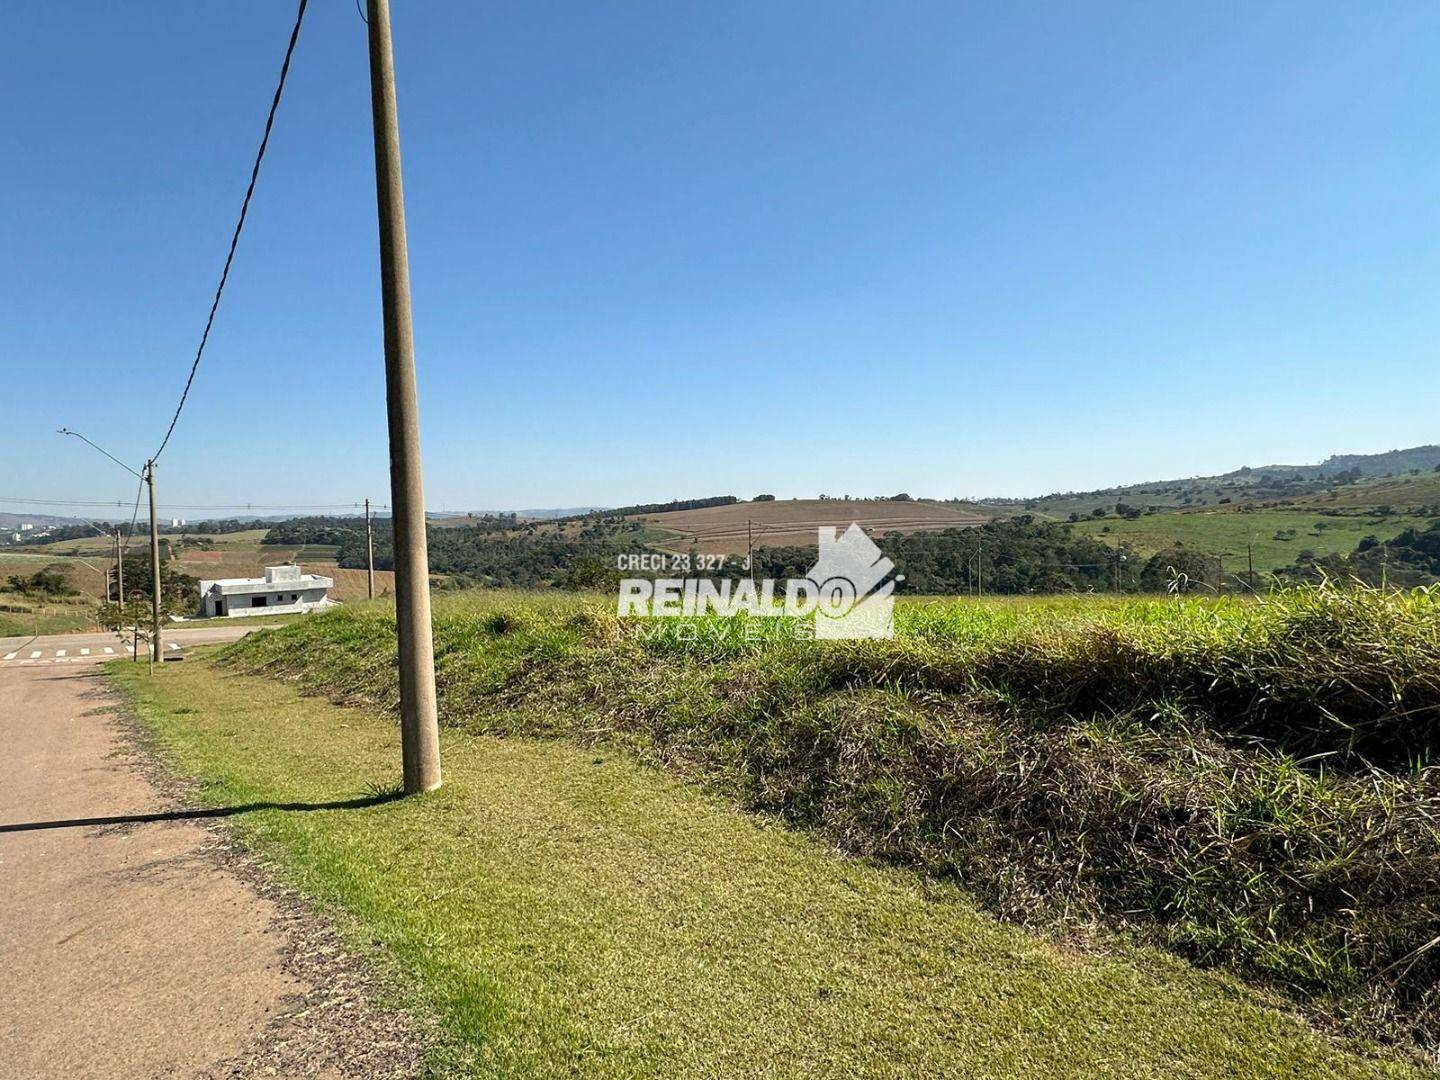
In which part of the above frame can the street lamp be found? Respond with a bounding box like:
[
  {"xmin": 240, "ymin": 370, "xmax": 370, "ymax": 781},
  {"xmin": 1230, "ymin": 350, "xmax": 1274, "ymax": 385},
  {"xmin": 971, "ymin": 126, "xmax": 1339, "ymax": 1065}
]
[{"xmin": 57, "ymin": 429, "xmax": 162, "ymax": 671}]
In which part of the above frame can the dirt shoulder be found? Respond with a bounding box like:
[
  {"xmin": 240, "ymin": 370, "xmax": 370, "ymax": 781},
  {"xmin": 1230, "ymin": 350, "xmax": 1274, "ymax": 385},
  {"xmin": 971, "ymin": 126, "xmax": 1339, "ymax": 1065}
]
[{"xmin": 0, "ymin": 658, "xmax": 424, "ymax": 1079}]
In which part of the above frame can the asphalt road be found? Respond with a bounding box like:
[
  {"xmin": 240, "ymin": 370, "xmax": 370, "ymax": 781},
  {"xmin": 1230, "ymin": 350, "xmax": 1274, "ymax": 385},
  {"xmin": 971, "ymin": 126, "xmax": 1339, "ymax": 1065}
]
[{"xmin": 0, "ymin": 622, "xmax": 273, "ymax": 667}]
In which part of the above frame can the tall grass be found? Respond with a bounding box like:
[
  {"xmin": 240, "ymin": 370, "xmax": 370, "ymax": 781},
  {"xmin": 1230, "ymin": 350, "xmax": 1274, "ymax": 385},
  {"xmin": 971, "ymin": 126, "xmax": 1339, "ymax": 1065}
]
[{"xmin": 220, "ymin": 584, "xmax": 1440, "ymax": 1052}]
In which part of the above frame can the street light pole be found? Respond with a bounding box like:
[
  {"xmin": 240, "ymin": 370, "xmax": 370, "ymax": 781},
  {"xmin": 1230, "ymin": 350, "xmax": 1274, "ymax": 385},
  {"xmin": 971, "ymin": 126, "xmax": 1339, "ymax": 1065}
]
[
  {"xmin": 367, "ymin": 0, "xmax": 441, "ymax": 793},
  {"xmin": 57, "ymin": 428, "xmax": 151, "ymax": 666}
]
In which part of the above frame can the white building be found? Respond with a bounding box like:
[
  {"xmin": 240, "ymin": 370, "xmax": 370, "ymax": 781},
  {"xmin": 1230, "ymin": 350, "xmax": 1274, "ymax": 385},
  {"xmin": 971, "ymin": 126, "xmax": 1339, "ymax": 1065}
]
[{"xmin": 197, "ymin": 565, "xmax": 338, "ymax": 618}]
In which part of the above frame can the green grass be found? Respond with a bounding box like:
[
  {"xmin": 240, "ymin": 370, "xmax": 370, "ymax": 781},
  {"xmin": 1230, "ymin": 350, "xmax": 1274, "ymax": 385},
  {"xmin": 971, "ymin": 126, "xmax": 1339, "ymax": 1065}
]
[
  {"xmin": 213, "ymin": 586, "xmax": 1440, "ymax": 1054},
  {"xmin": 111, "ymin": 658, "xmax": 1425, "ymax": 1078},
  {"xmin": 1074, "ymin": 508, "xmax": 1431, "ymax": 572},
  {"xmin": 0, "ymin": 604, "xmax": 94, "ymax": 639},
  {"xmin": 0, "ymin": 599, "xmax": 97, "ymax": 637}
]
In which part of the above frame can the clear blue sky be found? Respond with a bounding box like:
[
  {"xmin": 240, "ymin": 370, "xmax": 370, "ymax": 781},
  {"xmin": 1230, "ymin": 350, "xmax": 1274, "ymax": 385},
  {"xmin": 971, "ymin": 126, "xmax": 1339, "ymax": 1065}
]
[{"xmin": 4, "ymin": 2, "xmax": 1437, "ymax": 516}]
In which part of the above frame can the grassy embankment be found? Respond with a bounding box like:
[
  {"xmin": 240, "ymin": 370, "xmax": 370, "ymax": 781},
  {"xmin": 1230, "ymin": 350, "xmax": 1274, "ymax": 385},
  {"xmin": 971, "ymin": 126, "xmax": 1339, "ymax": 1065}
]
[
  {"xmin": 114, "ymin": 586, "xmax": 1440, "ymax": 1072},
  {"xmin": 0, "ymin": 553, "xmax": 103, "ymax": 635},
  {"xmin": 0, "ymin": 597, "xmax": 97, "ymax": 637},
  {"xmin": 116, "ymin": 654, "xmax": 1419, "ymax": 1078}
]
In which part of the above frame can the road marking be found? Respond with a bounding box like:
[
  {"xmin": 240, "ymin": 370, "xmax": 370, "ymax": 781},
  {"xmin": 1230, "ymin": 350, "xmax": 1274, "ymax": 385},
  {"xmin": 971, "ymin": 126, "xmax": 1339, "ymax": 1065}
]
[
  {"xmin": 80, "ymin": 648, "xmax": 91, "ymax": 656},
  {"xmin": 3, "ymin": 653, "xmax": 15, "ymax": 661},
  {"xmin": 29, "ymin": 651, "xmax": 42, "ymax": 659},
  {"xmin": 55, "ymin": 650, "xmax": 66, "ymax": 657},
  {"xmin": 103, "ymin": 647, "xmax": 114, "ymax": 655}
]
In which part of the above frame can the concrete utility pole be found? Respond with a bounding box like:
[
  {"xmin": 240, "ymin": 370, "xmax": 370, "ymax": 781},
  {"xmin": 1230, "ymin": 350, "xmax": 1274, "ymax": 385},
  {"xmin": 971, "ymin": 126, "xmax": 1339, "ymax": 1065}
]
[
  {"xmin": 146, "ymin": 461, "xmax": 162, "ymax": 674},
  {"xmin": 365, "ymin": 497, "xmax": 376, "ymax": 600},
  {"xmin": 367, "ymin": 0, "xmax": 441, "ymax": 794},
  {"xmin": 114, "ymin": 529, "xmax": 124, "ymax": 622}
]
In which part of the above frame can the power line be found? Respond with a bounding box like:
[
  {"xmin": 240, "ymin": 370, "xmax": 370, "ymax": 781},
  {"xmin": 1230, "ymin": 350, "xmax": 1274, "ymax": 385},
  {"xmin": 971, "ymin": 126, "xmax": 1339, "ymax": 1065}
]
[
  {"xmin": 0, "ymin": 496, "xmax": 387, "ymax": 512},
  {"xmin": 151, "ymin": 0, "xmax": 310, "ymax": 464},
  {"xmin": 119, "ymin": 476, "xmax": 146, "ymax": 557}
]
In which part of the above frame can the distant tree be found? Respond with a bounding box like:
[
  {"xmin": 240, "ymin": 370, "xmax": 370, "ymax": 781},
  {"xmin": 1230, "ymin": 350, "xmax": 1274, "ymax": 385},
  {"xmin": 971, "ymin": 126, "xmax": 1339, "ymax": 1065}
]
[
  {"xmin": 5, "ymin": 568, "xmax": 75, "ymax": 597},
  {"xmin": 752, "ymin": 494, "xmax": 776, "ymax": 502},
  {"xmin": 1139, "ymin": 547, "xmax": 1220, "ymax": 594}
]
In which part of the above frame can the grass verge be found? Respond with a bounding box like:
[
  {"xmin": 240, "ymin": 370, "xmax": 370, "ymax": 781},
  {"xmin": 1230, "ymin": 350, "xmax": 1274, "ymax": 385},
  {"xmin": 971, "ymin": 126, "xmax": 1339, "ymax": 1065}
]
[
  {"xmin": 112, "ymin": 658, "xmax": 1423, "ymax": 1078},
  {"xmin": 216, "ymin": 585, "xmax": 1440, "ymax": 1054}
]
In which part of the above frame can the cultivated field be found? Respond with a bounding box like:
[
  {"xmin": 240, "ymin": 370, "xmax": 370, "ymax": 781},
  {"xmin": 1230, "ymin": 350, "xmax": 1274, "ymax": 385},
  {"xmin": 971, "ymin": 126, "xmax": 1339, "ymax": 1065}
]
[{"xmin": 634, "ymin": 498, "xmax": 989, "ymax": 554}]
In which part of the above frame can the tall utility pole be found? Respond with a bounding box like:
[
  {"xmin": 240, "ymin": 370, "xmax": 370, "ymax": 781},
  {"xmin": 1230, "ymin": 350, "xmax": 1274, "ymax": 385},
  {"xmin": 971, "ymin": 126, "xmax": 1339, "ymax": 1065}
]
[
  {"xmin": 114, "ymin": 529, "xmax": 124, "ymax": 622},
  {"xmin": 146, "ymin": 461, "xmax": 162, "ymax": 674},
  {"xmin": 365, "ymin": 497, "xmax": 376, "ymax": 600},
  {"xmin": 367, "ymin": 0, "xmax": 441, "ymax": 794}
]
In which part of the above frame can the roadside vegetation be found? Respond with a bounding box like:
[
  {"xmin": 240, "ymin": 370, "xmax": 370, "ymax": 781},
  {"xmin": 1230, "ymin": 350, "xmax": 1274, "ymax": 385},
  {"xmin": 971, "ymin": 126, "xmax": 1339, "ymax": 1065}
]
[
  {"xmin": 212, "ymin": 585, "xmax": 1440, "ymax": 1059},
  {"xmin": 0, "ymin": 564, "xmax": 98, "ymax": 636},
  {"xmin": 115, "ymin": 652, "xmax": 1424, "ymax": 1077}
]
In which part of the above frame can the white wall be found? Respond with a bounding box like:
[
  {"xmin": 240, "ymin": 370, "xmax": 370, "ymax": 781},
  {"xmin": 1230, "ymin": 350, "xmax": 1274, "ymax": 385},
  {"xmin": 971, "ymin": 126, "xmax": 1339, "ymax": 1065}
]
[{"xmin": 206, "ymin": 587, "xmax": 331, "ymax": 618}]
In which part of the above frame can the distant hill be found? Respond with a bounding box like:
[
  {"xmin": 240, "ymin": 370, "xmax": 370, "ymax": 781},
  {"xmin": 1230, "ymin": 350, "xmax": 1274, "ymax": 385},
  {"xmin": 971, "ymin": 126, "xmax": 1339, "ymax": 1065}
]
[
  {"xmin": 1237, "ymin": 445, "xmax": 1440, "ymax": 480},
  {"xmin": 632, "ymin": 499, "xmax": 990, "ymax": 555},
  {"xmin": 429, "ymin": 507, "xmax": 610, "ymax": 521},
  {"xmin": 0, "ymin": 512, "xmax": 87, "ymax": 531},
  {"xmin": 979, "ymin": 444, "xmax": 1440, "ymax": 519}
]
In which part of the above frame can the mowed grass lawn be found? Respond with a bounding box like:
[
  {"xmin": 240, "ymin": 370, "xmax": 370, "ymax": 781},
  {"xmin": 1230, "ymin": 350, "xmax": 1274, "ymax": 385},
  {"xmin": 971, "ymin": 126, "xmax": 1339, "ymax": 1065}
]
[
  {"xmin": 1074, "ymin": 507, "xmax": 1431, "ymax": 572},
  {"xmin": 111, "ymin": 659, "xmax": 1421, "ymax": 1078}
]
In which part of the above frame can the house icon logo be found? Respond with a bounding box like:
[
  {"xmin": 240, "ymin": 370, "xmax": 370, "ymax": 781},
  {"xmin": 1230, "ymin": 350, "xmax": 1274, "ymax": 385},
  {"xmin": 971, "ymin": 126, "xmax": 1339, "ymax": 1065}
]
[{"xmin": 804, "ymin": 524, "xmax": 898, "ymax": 639}]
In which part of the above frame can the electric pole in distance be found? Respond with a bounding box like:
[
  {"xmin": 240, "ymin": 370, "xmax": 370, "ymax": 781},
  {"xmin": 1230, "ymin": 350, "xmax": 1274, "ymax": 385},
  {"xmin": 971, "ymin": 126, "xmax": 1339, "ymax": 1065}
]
[
  {"xmin": 146, "ymin": 461, "xmax": 162, "ymax": 674},
  {"xmin": 365, "ymin": 497, "xmax": 375, "ymax": 600},
  {"xmin": 367, "ymin": 0, "xmax": 442, "ymax": 793}
]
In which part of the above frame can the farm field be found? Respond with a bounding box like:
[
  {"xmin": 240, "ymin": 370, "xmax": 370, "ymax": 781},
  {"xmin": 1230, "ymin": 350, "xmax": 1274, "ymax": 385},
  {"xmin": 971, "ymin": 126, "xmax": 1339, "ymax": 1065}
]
[
  {"xmin": 1074, "ymin": 507, "xmax": 1432, "ymax": 573},
  {"xmin": 113, "ymin": 613, "xmax": 1430, "ymax": 1077},
  {"xmin": 634, "ymin": 498, "xmax": 989, "ymax": 554}
]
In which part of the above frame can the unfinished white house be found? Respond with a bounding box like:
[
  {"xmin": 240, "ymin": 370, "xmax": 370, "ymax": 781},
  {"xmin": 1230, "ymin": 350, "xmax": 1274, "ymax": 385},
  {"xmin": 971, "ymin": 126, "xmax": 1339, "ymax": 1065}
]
[{"xmin": 197, "ymin": 565, "xmax": 338, "ymax": 619}]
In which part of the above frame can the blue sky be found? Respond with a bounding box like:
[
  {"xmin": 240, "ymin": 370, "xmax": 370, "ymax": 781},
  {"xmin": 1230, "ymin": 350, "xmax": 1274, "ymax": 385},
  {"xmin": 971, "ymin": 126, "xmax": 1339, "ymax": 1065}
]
[{"xmin": 3, "ymin": 2, "xmax": 1437, "ymax": 516}]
